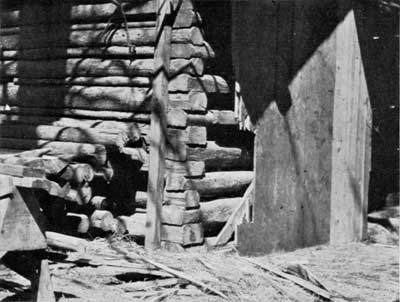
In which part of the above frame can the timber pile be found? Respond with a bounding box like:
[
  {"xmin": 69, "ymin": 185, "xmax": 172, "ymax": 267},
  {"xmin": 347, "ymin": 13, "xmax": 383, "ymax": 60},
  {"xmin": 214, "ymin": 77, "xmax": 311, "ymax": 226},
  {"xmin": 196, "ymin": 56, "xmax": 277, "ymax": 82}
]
[{"xmin": 0, "ymin": 0, "xmax": 253, "ymax": 247}]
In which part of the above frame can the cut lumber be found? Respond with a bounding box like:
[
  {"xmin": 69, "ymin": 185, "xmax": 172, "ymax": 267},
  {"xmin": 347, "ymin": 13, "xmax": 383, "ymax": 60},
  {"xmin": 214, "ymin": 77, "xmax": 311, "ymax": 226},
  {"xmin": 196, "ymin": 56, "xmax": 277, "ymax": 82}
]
[
  {"xmin": 213, "ymin": 181, "xmax": 254, "ymax": 247},
  {"xmin": 0, "ymin": 0, "xmax": 195, "ymax": 27},
  {"xmin": 161, "ymin": 223, "xmax": 203, "ymax": 246},
  {"xmin": 0, "ymin": 83, "xmax": 207, "ymax": 112},
  {"xmin": 90, "ymin": 210, "xmax": 114, "ymax": 231},
  {"xmin": 0, "ymin": 163, "xmax": 45, "ymax": 178},
  {"xmin": 0, "ymin": 43, "xmax": 215, "ymax": 60},
  {"xmin": 45, "ymin": 231, "xmax": 88, "ymax": 253},
  {"xmin": 1, "ymin": 58, "xmax": 204, "ymax": 78},
  {"xmin": 65, "ymin": 213, "xmax": 90, "ymax": 234},
  {"xmin": 0, "ymin": 27, "xmax": 204, "ymax": 50},
  {"xmin": 161, "ymin": 205, "xmax": 201, "ymax": 225},
  {"xmin": 166, "ymin": 171, "xmax": 253, "ymax": 196},
  {"xmin": 0, "ymin": 123, "xmax": 129, "ymax": 147}
]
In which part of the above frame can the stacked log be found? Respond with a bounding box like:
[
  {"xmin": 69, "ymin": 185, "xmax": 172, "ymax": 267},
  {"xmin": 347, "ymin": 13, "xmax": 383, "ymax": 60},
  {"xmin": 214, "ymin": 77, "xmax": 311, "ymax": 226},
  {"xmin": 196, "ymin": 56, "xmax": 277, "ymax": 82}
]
[{"xmin": 0, "ymin": 0, "xmax": 254, "ymax": 246}]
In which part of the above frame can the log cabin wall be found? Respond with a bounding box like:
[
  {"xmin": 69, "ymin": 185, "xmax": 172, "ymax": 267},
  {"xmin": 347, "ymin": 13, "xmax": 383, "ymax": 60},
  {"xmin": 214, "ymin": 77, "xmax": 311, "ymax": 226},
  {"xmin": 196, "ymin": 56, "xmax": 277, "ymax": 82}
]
[{"xmin": 0, "ymin": 0, "xmax": 254, "ymax": 247}]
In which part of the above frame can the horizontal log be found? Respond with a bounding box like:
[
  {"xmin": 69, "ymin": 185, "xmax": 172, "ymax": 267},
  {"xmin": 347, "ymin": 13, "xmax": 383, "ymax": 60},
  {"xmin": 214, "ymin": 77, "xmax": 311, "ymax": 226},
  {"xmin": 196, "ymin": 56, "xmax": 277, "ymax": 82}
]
[
  {"xmin": 0, "ymin": 83, "xmax": 207, "ymax": 112},
  {"xmin": 60, "ymin": 163, "xmax": 95, "ymax": 184},
  {"xmin": 0, "ymin": 0, "xmax": 195, "ymax": 27},
  {"xmin": 65, "ymin": 184, "xmax": 92, "ymax": 205},
  {"xmin": 0, "ymin": 137, "xmax": 107, "ymax": 163},
  {"xmin": 64, "ymin": 213, "xmax": 90, "ymax": 234},
  {"xmin": 1, "ymin": 58, "xmax": 204, "ymax": 78},
  {"xmin": 0, "ymin": 163, "xmax": 45, "ymax": 178},
  {"xmin": 134, "ymin": 190, "xmax": 200, "ymax": 209},
  {"xmin": 161, "ymin": 205, "xmax": 201, "ymax": 225},
  {"xmin": 200, "ymin": 197, "xmax": 242, "ymax": 224},
  {"xmin": 0, "ymin": 43, "xmax": 215, "ymax": 60},
  {"xmin": 0, "ymin": 123, "xmax": 130, "ymax": 147},
  {"xmin": 0, "ymin": 107, "xmax": 189, "ymax": 127},
  {"xmin": 45, "ymin": 231, "xmax": 88, "ymax": 252},
  {"xmin": 166, "ymin": 171, "xmax": 253, "ymax": 197},
  {"xmin": 187, "ymin": 141, "xmax": 253, "ymax": 170},
  {"xmin": 187, "ymin": 111, "xmax": 237, "ymax": 126},
  {"xmin": 0, "ymin": 27, "xmax": 204, "ymax": 50}
]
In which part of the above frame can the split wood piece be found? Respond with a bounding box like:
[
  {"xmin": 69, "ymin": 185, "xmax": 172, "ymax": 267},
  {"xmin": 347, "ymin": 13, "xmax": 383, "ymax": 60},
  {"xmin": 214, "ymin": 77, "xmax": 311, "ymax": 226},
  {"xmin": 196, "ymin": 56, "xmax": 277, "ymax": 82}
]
[
  {"xmin": 0, "ymin": 138, "xmax": 107, "ymax": 165},
  {"xmin": 161, "ymin": 205, "xmax": 201, "ymax": 225},
  {"xmin": 0, "ymin": 0, "xmax": 195, "ymax": 27},
  {"xmin": 161, "ymin": 223, "xmax": 203, "ymax": 246},
  {"xmin": 166, "ymin": 171, "xmax": 253, "ymax": 196},
  {"xmin": 244, "ymin": 258, "xmax": 335, "ymax": 301},
  {"xmin": 0, "ymin": 43, "xmax": 215, "ymax": 60},
  {"xmin": 0, "ymin": 123, "xmax": 132, "ymax": 148},
  {"xmin": 45, "ymin": 231, "xmax": 88, "ymax": 253},
  {"xmin": 90, "ymin": 210, "xmax": 115, "ymax": 232},
  {"xmin": 213, "ymin": 180, "xmax": 254, "ymax": 247},
  {"xmin": 134, "ymin": 190, "xmax": 200, "ymax": 209},
  {"xmin": 187, "ymin": 142, "xmax": 252, "ymax": 170},
  {"xmin": 2, "ymin": 58, "xmax": 204, "ymax": 78},
  {"xmin": 0, "ymin": 155, "xmax": 69, "ymax": 176},
  {"xmin": 60, "ymin": 163, "xmax": 94, "ymax": 184},
  {"xmin": 0, "ymin": 27, "xmax": 204, "ymax": 50},
  {"xmin": 0, "ymin": 83, "xmax": 207, "ymax": 113},
  {"xmin": 12, "ymin": 177, "xmax": 70, "ymax": 198},
  {"xmin": 200, "ymin": 197, "xmax": 243, "ymax": 224},
  {"xmin": 0, "ymin": 107, "xmax": 189, "ymax": 128},
  {"xmin": 65, "ymin": 184, "xmax": 92, "ymax": 205},
  {"xmin": 112, "ymin": 246, "xmax": 227, "ymax": 298},
  {"xmin": 0, "ymin": 163, "xmax": 45, "ymax": 178},
  {"xmin": 65, "ymin": 213, "xmax": 90, "ymax": 234}
]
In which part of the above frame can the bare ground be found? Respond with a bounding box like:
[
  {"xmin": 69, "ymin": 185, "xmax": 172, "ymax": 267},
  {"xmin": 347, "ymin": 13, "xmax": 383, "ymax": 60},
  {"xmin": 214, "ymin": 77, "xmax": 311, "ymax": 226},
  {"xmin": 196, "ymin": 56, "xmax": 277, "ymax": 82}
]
[{"xmin": 0, "ymin": 240, "xmax": 398, "ymax": 302}]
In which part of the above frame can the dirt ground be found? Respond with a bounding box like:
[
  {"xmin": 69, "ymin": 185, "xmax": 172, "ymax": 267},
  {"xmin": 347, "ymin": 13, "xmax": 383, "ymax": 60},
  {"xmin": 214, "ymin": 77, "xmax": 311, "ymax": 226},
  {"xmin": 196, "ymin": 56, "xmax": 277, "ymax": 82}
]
[{"xmin": 0, "ymin": 240, "xmax": 398, "ymax": 302}]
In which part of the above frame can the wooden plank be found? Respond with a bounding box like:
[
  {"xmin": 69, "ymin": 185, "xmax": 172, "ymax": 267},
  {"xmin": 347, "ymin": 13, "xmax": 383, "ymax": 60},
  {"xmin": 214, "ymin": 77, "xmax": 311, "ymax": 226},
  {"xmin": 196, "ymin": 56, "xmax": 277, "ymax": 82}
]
[
  {"xmin": 0, "ymin": 26, "xmax": 204, "ymax": 50},
  {"xmin": 0, "ymin": 43, "xmax": 215, "ymax": 60},
  {"xmin": 0, "ymin": 83, "xmax": 207, "ymax": 112},
  {"xmin": 161, "ymin": 223, "xmax": 203, "ymax": 246},
  {"xmin": 145, "ymin": 0, "xmax": 172, "ymax": 250}
]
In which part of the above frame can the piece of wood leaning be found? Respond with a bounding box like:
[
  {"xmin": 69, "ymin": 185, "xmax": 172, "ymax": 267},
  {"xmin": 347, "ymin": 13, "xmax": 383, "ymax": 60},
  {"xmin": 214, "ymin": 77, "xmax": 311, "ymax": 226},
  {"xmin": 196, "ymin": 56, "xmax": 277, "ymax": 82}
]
[{"xmin": 145, "ymin": 0, "xmax": 172, "ymax": 250}]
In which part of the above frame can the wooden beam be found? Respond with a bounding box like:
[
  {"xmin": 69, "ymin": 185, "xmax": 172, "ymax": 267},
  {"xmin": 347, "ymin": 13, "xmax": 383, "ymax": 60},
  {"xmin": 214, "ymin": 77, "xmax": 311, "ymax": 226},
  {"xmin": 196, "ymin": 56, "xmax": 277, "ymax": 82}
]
[{"xmin": 145, "ymin": 0, "xmax": 172, "ymax": 250}]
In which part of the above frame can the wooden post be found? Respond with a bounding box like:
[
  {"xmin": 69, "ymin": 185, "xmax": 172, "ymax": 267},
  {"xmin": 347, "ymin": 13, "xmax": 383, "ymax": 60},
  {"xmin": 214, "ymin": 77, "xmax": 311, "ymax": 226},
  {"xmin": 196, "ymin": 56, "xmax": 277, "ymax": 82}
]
[{"xmin": 145, "ymin": 0, "xmax": 172, "ymax": 250}]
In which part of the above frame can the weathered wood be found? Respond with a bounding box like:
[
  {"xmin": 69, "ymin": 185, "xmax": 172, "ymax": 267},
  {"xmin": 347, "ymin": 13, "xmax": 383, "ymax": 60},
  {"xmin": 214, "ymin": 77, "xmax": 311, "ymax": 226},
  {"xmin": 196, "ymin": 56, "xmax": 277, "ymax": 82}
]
[
  {"xmin": 161, "ymin": 223, "xmax": 203, "ymax": 246},
  {"xmin": 0, "ymin": 174, "xmax": 14, "ymax": 197},
  {"xmin": 0, "ymin": 137, "xmax": 107, "ymax": 163},
  {"xmin": 135, "ymin": 190, "xmax": 200, "ymax": 209},
  {"xmin": 200, "ymin": 197, "xmax": 242, "ymax": 224},
  {"xmin": 12, "ymin": 177, "xmax": 69, "ymax": 198},
  {"xmin": 0, "ymin": 43, "xmax": 215, "ymax": 60},
  {"xmin": 187, "ymin": 111, "xmax": 237, "ymax": 126},
  {"xmin": 0, "ymin": 123, "xmax": 129, "ymax": 147},
  {"xmin": 0, "ymin": 26, "xmax": 204, "ymax": 50},
  {"xmin": 0, "ymin": 155, "xmax": 69, "ymax": 176},
  {"xmin": 45, "ymin": 231, "xmax": 88, "ymax": 252},
  {"xmin": 1, "ymin": 58, "xmax": 204, "ymax": 78},
  {"xmin": 60, "ymin": 163, "xmax": 94, "ymax": 184},
  {"xmin": 65, "ymin": 185, "xmax": 92, "ymax": 205},
  {"xmin": 214, "ymin": 181, "xmax": 254, "ymax": 247},
  {"xmin": 90, "ymin": 196, "xmax": 109, "ymax": 210},
  {"xmin": 145, "ymin": 0, "xmax": 172, "ymax": 250},
  {"xmin": 65, "ymin": 213, "xmax": 90, "ymax": 233},
  {"xmin": 166, "ymin": 171, "xmax": 253, "ymax": 197},
  {"xmin": 0, "ymin": 0, "xmax": 195, "ymax": 27},
  {"xmin": 32, "ymin": 259, "xmax": 56, "ymax": 302},
  {"xmin": 116, "ymin": 214, "xmax": 146, "ymax": 236},
  {"xmin": 90, "ymin": 210, "xmax": 114, "ymax": 231},
  {"xmin": 0, "ymin": 163, "xmax": 45, "ymax": 178},
  {"xmin": 0, "ymin": 83, "xmax": 207, "ymax": 112},
  {"xmin": 161, "ymin": 205, "xmax": 201, "ymax": 225},
  {"xmin": 0, "ymin": 183, "xmax": 47, "ymax": 251}
]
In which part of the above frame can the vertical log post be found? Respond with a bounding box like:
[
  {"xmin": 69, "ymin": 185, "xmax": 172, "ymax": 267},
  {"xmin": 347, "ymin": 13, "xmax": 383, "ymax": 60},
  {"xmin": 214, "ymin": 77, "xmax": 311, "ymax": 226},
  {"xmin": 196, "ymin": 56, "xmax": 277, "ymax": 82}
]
[{"xmin": 145, "ymin": 0, "xmax": 172, "ymax": 250}]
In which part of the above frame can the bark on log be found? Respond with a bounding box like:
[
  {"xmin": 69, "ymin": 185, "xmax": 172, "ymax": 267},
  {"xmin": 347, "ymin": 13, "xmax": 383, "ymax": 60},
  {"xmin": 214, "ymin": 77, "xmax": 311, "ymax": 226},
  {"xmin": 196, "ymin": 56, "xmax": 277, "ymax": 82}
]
[
  {"xmin": 0, "ymin": 43, "xmax": 215, "ymax": 60},
  {"xmin": 0, "ymin": 83, "xmax": 207, "ymax": 112},
  {"xmin": 90, "ymin": 210, "xmax": 114, "ymax": 231},
  {"xmin": 1, "ymin": 58, "xmax": 204, "ymax": 78},
  {"xmin": 0, "ymin": 0, "xmax": 195, "ymax": 27},
  {"xmin": 0, "ymin": 27, "xmax": 204, "ymax": 50},
  {"xmin": 0, "ymin": 137, "xmax": 107, "ymax": 164}
]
